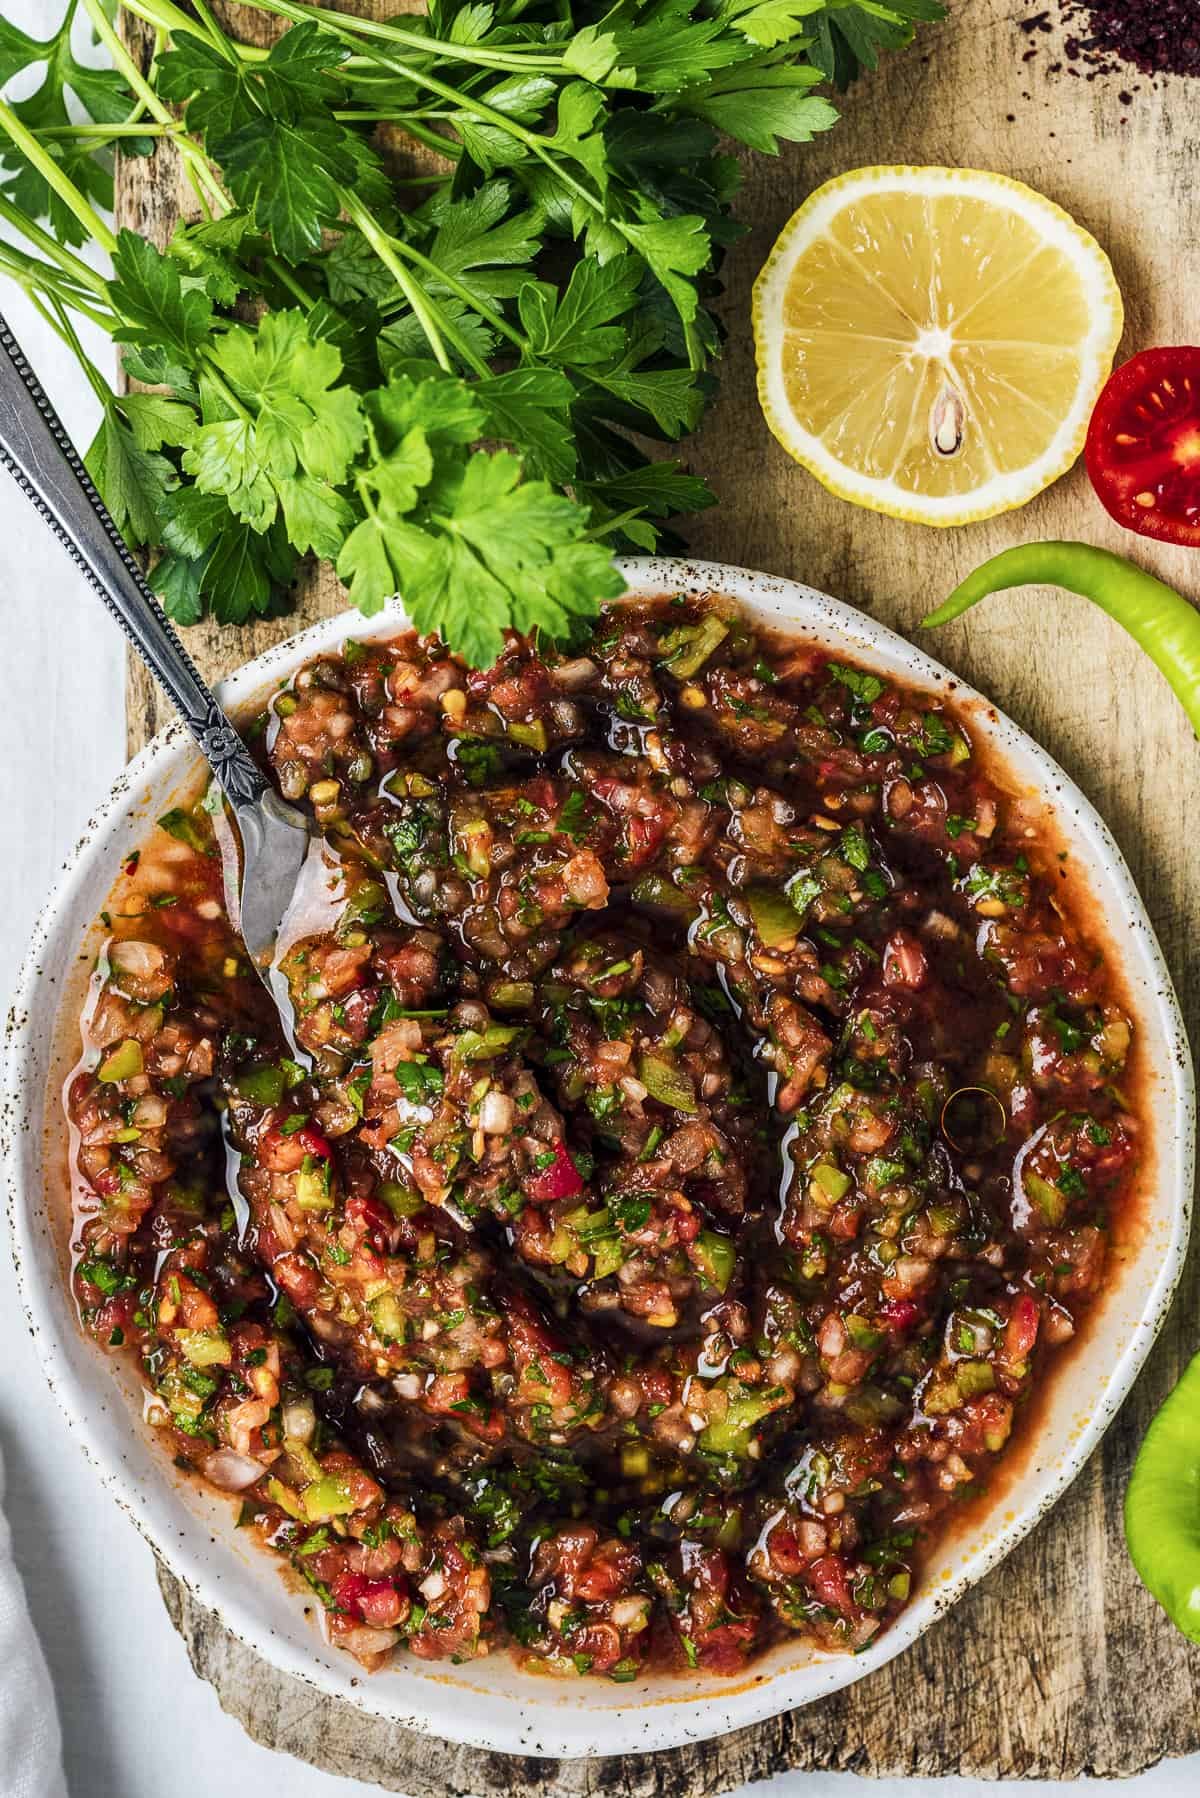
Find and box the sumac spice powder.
[1059,0,1200,79]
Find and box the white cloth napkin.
[0,1446,67,1798]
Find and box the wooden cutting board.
[119,0,1200,1782]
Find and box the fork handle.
[0,312,268,810]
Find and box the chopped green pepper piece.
[369,1292,407,1345]
[956,1359,996,1397]
[845,1314,883,1350]
[1024,1170,1067,1225]
[98,1039,144,1083]
[377,1181,424,1220]
[176,1329,232,1368]
[629,873,699,919]
[811,1161,852,1203]
[295,1157,333,1212]
[489,980,535,1011]
[284,1437,324,1482]
[506,718,548,753]
[637,1053,698,1114]
[699,1383,787,1456]
[335,879,389,943]
[693,1229,735,1293]
[921,1375,962,1416]
[591,1237,625,1280]
[746,885,800,948]
[302,1473,358,1522]
[659,613,729,678]
[265,1477,304,1520]
[236,1064,288,1107]
[454,1024,523,1063]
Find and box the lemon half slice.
[752,166,1124,526]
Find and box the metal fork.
[0,313,312,1028]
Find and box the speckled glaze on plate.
[4,559,1193,1758]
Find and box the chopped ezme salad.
[66,594,1142,1681]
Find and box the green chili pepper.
[922,542,1200,740]
[1125,1349,1200,1645]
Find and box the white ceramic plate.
[4,558,1193,1757]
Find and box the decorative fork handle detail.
[0,313,268,811]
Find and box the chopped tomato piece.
[525,1138,583,1202]
[297,1123,333,1159]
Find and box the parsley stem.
[35,123,174,139]
[120,0,211,46]
[332,111,462,162]
[80,0,230,218]
[339,190,454,376]
[195,354,254,423]
[0,100,116,254]
[0,194,108,296]
[79,0,174,125]
[0,247,114,335]
[20,291,118,386]
[187,0,235,55]
[380,234,527,355]
[233,0,569,74]
[44,296,114,413]
[584,505,654,541]
[265,258,316,312]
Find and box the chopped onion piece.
[479,1090,515,1135]
[336,1625,400,1658]
[202,1449,265,1491]
[282,1396,316,1444]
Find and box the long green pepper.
[923,541,1200,740]
[1125,1352,1200,1646]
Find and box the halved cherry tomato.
[1085,347,1200,547]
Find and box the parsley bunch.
[0,0,940,663]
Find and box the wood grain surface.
[120,0,1200,1783]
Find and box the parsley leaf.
[0,8,143,246]
[85,410,177,547]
